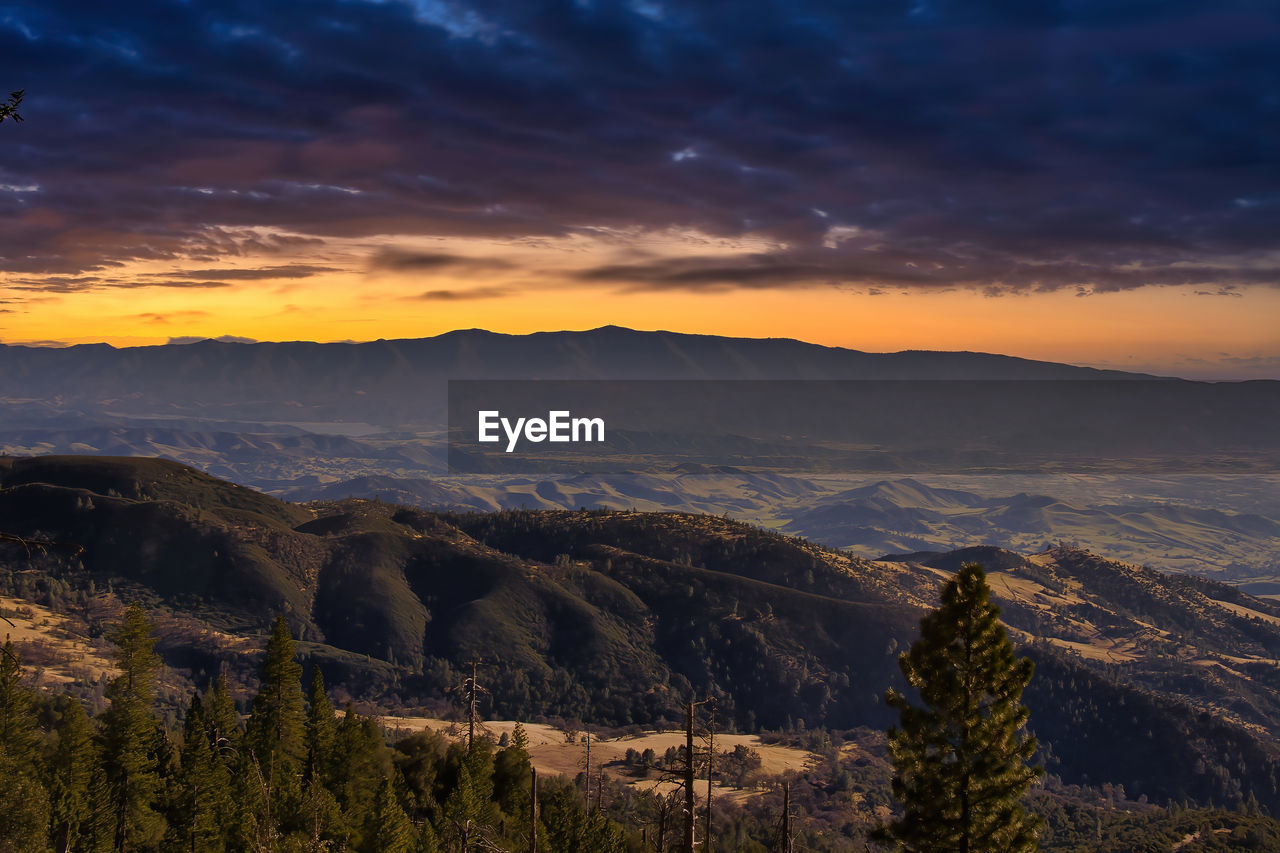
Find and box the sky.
[1,0,1279,379]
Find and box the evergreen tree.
[0,637,39,764]
[100,602,166,851]
[299,779,342,853]
[300,668,342,848]
[0,638,51,850]
[363,777,414,853]
[462,739,495,819]
[47,697,99,853]
[536,781,628,853]
[243,615,308,846]
[245,616,306,769]
[417,819,441,853]
[442,763,483,852]
[202,673,240,770]
[492,724,533,829]
[304,667,336,787]
[329,707,391,848]
[0,769,52,853]
[439,739,501,852]
[392,730,447,828]
[880,563,1042,853]
[169,694,230,852]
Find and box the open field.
[0,594,117,684]
[381,716,820,804]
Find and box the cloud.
[369,249,512,272]
[1,0,1279,297]
[134,280,234,289]
[3,276,233,293]
[573,248,1280,294]
[413,286,510,300]
[167,335,260,345]
[134,310,212,324]
[1220,354,1280,367]
[145,264,340,280]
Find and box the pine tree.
[47,697,99,853]
[493,723,533,829]
[0,637,39,764]
[880,563,1042,853]
[363,777,414,853]
[0,638,51,850]
[301,668,341,847]
[442,763,483,852]
[305,667,336,787]
[243,615,308,846]
[537,781,628,853]
[101,602,167,851]
[204,672,241,762]
[169,693,231,852]
[329,707,391,848]
[246,615,306,769]
[462,739,495,819]
[417,818,442,853]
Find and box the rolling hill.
[4,455,1280,814]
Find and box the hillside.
[4,455,1280,814]
[787,478,1280,576]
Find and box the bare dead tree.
[583,728,592,811]
[703,698,716,852]
[529,766,537,853]
[681,696,715,853]
[771,781,793,853]
[449,660,489,750]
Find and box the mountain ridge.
[0,326,1171,380]
[0,325,1168,383]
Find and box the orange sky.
[2,232,1277,379]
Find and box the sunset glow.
[3,1,1278,378]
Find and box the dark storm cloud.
[3,0,1280,292]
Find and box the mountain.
[2,328,1275,483]
[0,325,1168,428]
[5,455,1280,813]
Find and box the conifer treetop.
[881,562,1043,853]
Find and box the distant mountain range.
[0,324,1178,426]
[0,325,1274,472]
[2,327,1277,582]
[5,455,1280,814]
